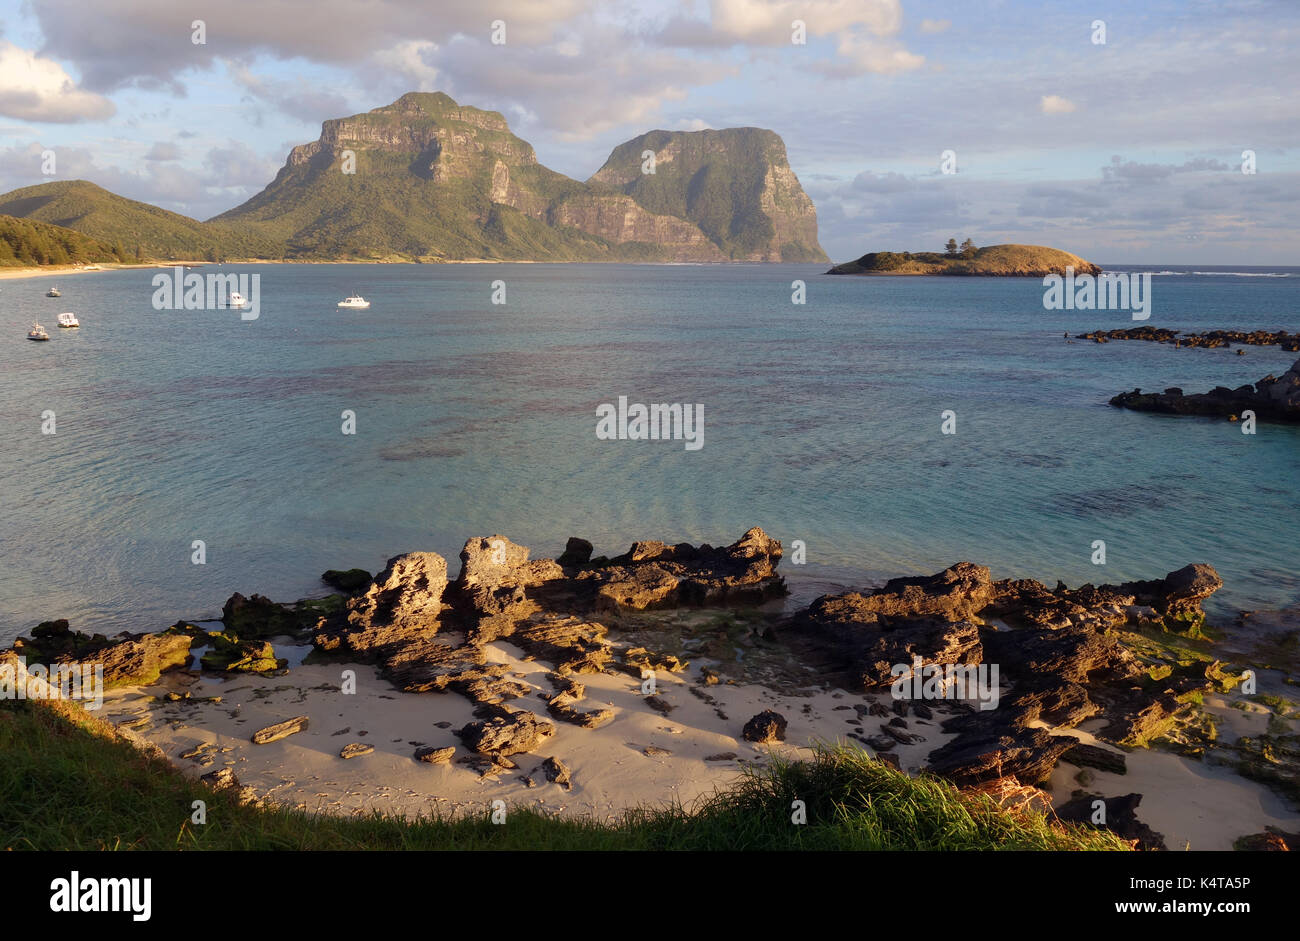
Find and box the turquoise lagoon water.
[0,263,1296,642]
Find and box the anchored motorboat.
[46,286,61,297]
[57,312,80,328]
[27,322,50,341]
[337,295,370,309]
[229,292,248,309]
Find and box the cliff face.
[548,193,728,262]
[214,93,826,263]
[588,128,827,262]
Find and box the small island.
[827,240,1101,277]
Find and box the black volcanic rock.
[1055,793,1166,850]
[1111,356,1300,422]
[742,710,788,743]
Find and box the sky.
[0,0,1296,264]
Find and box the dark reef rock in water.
[221,591,343,640]
[321,568,373,594]
[1110,356,1300,422]
[556,537,594,568]
[1077,326,1300,352]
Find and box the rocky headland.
[827,244,1100,277]
[6,527,1298,849]
[1110,356,1300,422]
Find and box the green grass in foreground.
[0,699,1128,851]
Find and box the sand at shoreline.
[97,640,1300,848]
[0,262,210,282]
[102,641,951,821]
[0,256,762,283]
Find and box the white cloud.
[1040,94,1077,115]
[824,33,926,76]
[31,0,594,90]
[202,142,280,190]
[226,61,352,124]
[433,34,733,140]
[710,0,903,43]
[369,40,441,91]
[0,41,115,123]
[653,0,923,76]
[919,19,951,34]
[146,142,180,161]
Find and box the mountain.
[0,93,827,264]
[0,214,131,267]
[0,181,276,261]
[587,128,826,261]
[213,92,826,262]
[827,244,1101,276]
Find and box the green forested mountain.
[0,93,826,264]
[0,214,131,267]
[0,181,279,262]
[212,93,619,261]
[587,128,826,261]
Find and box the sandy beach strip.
[0,262,212,282]
[96,638,1300,849]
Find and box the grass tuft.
[0,700,1128,851]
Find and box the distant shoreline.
[0,258,821,281]
[0,262,207,282]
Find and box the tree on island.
[945,238,958,256]
[960,238,977,258]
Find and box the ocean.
[1,262,1297,643]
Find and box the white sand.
[0,262,208,282]
[95,643,1300,845]
[1044,699,1300,851]
[97,639,956,821]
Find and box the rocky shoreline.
[1110,356,1300,422]
[1077,326,1300,352]
[6,527,1298,849]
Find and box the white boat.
[27,323,50,341]
[46,287,61,297]
[229,292,248,309]
[57,312,80,328]
[337,295,370,309]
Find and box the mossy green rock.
[200,632,285,674]
[321,569,372,594]
[13,620,192,689]
[220,592,344,640]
